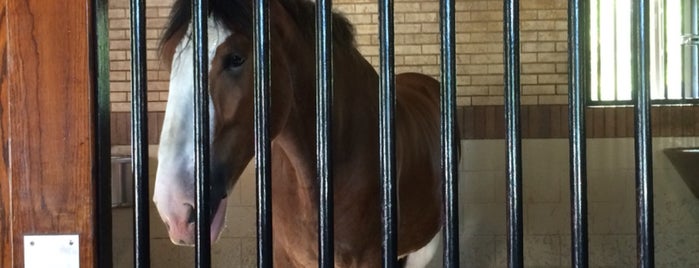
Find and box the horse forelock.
[159,0,357,67]
[159,0,253,67]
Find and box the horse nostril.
[186,204,196,224]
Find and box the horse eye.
[223,54,246,69]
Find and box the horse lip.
[210,197,228,243]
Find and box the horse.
[152,0,455,266]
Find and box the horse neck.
[273,38,380,190]
[264,0,381,191]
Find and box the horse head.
[153,0,296,245]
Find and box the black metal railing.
[129,0,151,267]
[568,0,590,267]
[111,0,658,267]
[503,0,523,266]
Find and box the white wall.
[112,137,699,267]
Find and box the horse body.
[153,0,451,266]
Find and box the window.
[589,0,699,105]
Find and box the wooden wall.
[1,0,97,267]
[1,1,10,267]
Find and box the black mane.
[160,0,356,51]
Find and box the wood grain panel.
[110,112,165,145]
[458,105,698,139]
[0,1,11,266]
[550,105,563,138]
[111,106,699,144]
[6,0,95,266]
[462,106,474,139]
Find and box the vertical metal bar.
[595,0,601,102]
[378,0,397,266]
[568,0,589,266]
[254,0,274,267]
[440,0,459,266]
[683,0,699,99]
[191,0,212,267]
[93,0,113,266]
[316,0,334,267]
[612,0,618,101]
[129,0,150,266]
[503,0,524,267]
[632,0,655,266]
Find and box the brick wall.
[108,0,174,112]
[108,0,570,110]
[333,0,570,106]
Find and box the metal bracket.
[24,235,79,268]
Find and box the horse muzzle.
[155,197,229,246]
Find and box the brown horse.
[152,0,453,266]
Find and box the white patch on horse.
[153,18,232,244]
[402,228,442,268]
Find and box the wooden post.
[1,0,98,266]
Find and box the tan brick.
[394,3,421,13]
[522,42,556,52]
[471,11,501,22]
[488,86,504,96]
[395,23,422,34]
[111,102,131,112]
[538,95,568,104]
[523,63,556,74]
[110,40,131,50]
[471,96,504,106]
[110,19,130,30]
[111,82,131,92]
[471,75,503,85]
[457,96,472,106]
[538,74,568,84]
[522,0,567,10]
[521,95,539,105]
[395,45,422,55]
[404,55,437,65]
[522,20,558,31]
[109,9,126,19]
[110,92,128,102]
[538,31,567,41]
[111,60,131,71]
[537,52,567,63]
[523,85,556,95]
[538,10,567,20]
[462,86,489,96]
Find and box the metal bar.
[93,0,113,266]
[129,0,150,266]
[595,0,601,102]
[315,0,334,266]
[503,0,524,267]
[683,0,699,99]
[191,0,212,267]
[567,0,589,266]
[613,0,618,101]
[253,0,274,267]
[440,0,459,266]
[631,0,655,266]
[378,0,397,265]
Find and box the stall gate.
[102,0,656,267]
